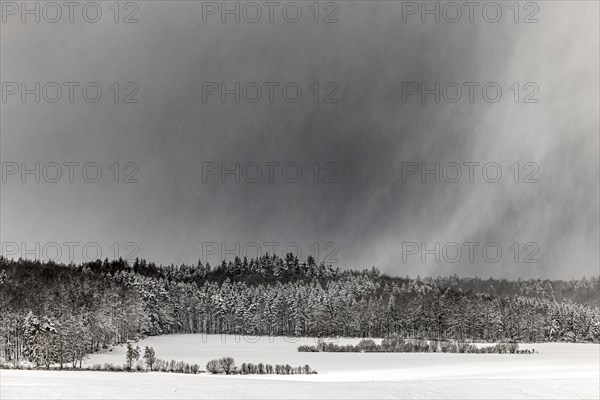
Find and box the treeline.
[85,360,202,374]
[17,254,596,306]
[206,357,316,375]
[298,337,529,354]
[418,275,600,308]
[0,256,599,368]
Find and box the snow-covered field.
[1,335,598,399]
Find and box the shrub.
[298,345,318,352]
[464,344,479,353]
[456,340,470,353]
[440,341,458,353]
[206,359,222,374]
[495,343,509,353]
[357,339,378,352]
[219,357,236,375]
[429,339,440,352]
[382,337,405,351]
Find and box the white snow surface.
[1,335,598,399]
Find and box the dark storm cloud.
[1,1,598,279]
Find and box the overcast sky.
[1,1,598,279]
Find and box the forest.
[0,254,598,368]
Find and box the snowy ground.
[1,335,598,399]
